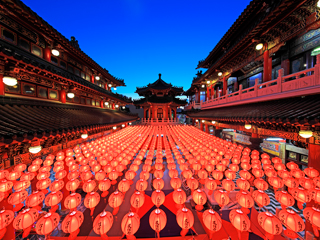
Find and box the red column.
[206,86,210,101]
[222,77,227,95]
[100,100,104,108]
[192,118,195,125]
[112,104,115,110]
[205,124,209,133]
[263,50,272,82]
[44,47,51,62]
[105,85,108,90]
[196,91,200,103]
[281,59,290,76]
[0,74,5,96]
[200,121,203,131]
[144,108,146,118]
[0,196,14,240]
[252,133,259,138]
[60,89,66,104]
[91,75,95,83]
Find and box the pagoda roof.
[133,95,187,105]
[136,74,184,95]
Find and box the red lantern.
[8,189,28,211]
[151,190,165,207]
[205,178,217,195]
[136,179,148,192]
[170,177,182,189]
[83,179,97,193]
[236,178,250,191]
[192,189,207,211]
[36,212,60,236]
[291,187,311,209]
[283,177,299,189]
[0,209,14,238]
[229,209,251,240]
[93,211,114,239]
[239,170,252,180]
[80,170,93,181]
[304,207,320,237]
[252,168,264,178]
[286,162,298,170]
[149,209,167,238]
[84,191,101,215]
[268,177,284,191]
[278,209,305,239]
[61,210,84,236]
[169,169,179,178]
[252,190,270,208]
[118,179,130,193]
[236,191,254,214]
[109,191,124,215]
[310,188,320,204]
[153,178,165,190]
[214,189,230,207]
[305,167,320,178]
[99,178,111,197]
[222,179,235,192]
[257,212,282,240]
[0,170,9,180]
[26,191,45,209]
[203,209,222,239]
[173,188,187,208]
[187,177,199,191]
[121,212,140,237]
[6,170,21,181]
[14,163,27,172]
[45,191,63,212]
[299,177,315,190]
[13,180,30,191]
[36,178,51,193]
[13,208,39,238]
[109,170,119,185]
[66,178,80,192]
[212,170,224,181]
[140,170,150,180]
[291,169,305,179]
[49,179,65,192]
[130,191,145,209]
[95,170,106,181]
[64,193,82,210]
[275,191,294,209]
[55,170,67,180]
[253,178,268,191]
[20,172,35,181]
[224,169,236,180]
[176,207,194,237]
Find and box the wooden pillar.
[174,108,177,119]
[168,107,171,119]
[164,105,168,120]
[0,74,4,96]
[205,124,209,133]
[60,89,66,104]
[281,59,290,76]
[154,106,157,120]
[263,50,272,82]
[91,75,95,84]
[143,108,146,118]
[100,100,104,108]
[44,47,51,62]
[206,86,210,101]
[196,91,200,103]
[200,121,203,131]
[222,77,227,96]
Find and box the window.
[18,38,30,51]
[38,87,48,98]
[272,65,281,80]
[60,61,67,69]
[86,74,91,81]
[96,101,100,106]
[68,65,74,73]
[66,94,73,102]
[291,56,304,74]
[81,98,86,104]
[1,28,16,44]
[81,72,85,79]
[5,81,21,94]
[86,98,91,105]
[74,68,80,76]
[74,96,80,103]
[51,56,58,65]
[248,72,262,87]
[31,44,42,57]
[49,90,59,100]
[91,100,95,106]
[22,82,36,96]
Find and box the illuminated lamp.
[129,122,132,125]
[201,84,205,88]
[113,126,117,130]
[201,120,205,123]
[108,84,112,87]
[51,49,60,56]
[3,76,17,86]
[244,124,252,129]
[255,43,263,50]
[115,104,119,108]
[212,121,216,124]
[81,133,88,139]
[122,106,125,109]
[299,130,313,138]
[29,140,42,154]
[105,102,109,106]
[95,76,100,80]
[122,124,125,127]
[218,72,223,76]
[195,119,199,122]
[311,46,320,56]
[67,92,75,98]
[318,1,320,8]
[114,87,117,90]
[206,80,210,84]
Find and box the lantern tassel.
[297,201,303,209]
[0,227,7,240]
[112,206,119,215]
[237,230,242,240]
[126,234,136,240]
[69,229,80,240]
[313,224,319,237]
[180,229,189,237]
[101,233,108,240]
[50,205,59,213]
[23,225,32,238]
[265,232,274,240]
[156,231,160,239]
[90,207,95,216]
[13,202,24,212]
[102,191,109,198]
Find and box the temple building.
[133,74,186,121]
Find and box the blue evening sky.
[23,0,251,99]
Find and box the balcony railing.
[140,118,180,125]
[185,55,320,111]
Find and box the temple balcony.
[140,118,180,125]
[185,55,320,111]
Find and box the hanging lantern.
[173,188,187,208]
[37,171,50,180]
[49,179,65,192]
[45,191,63,212]
[257,212,282,240]
[93,211,114,240]
[108,191,124,215]
[225,169,236,180]
[61,211,84,238]
[118,179,131,193]
[214,189,230,208]
[236,191,254,214]
[99,178,111,197]
[170,177,182,189]
[291,169,305,179]
[36,212,60,236]
[0,170,9,180]
[121,212,140,237]
[80,170,93,181]
[130,191,145,210]
[13,180,31,191]
[283,177,299,189]
[176,207,194,237]
[187,177,199,192]
[274,191,294,209]
[36,178,51,193]
[136,179,148,192]
[14,163,27,172]
[149,209,167,239]
[20,172,35,181]
[140,171,150,180]
[239,170,252,180]
[252,190,270,208]
[236,178,250,191]
[84,192,101,216]
[13,208,39,238]
[203,209,222,239]
[229,209,251,240]
[304,207,320,237]
[304,167,319,178]
[205,178,217,195]
[6,170,21,181]
[291,187,311,209]
[286,162,298,170]
[278,209,305,239]
[268,177,284,191]
[310,188,320,204]
[109,170,119,185]
[151,190,165,207]
[8,189,28,211]
[83,179,97,193]
[299,177,315,190]
[66,178,80,192]
[64,193,82,211]
[192,189,207,211]
[26,191,45,209]
[0,209,14,238]
[222,179,235,192]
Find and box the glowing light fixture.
[201,120,205,123]
[129,122,132,125]
[195,119,199,122]
[115,104,119,108]
[299,130,313,138]
[51,49,60,56]
[113,126,117,130]
[255,43,263,51]
[201,85,205,88]
[81,133,88,139]
[95,76,100,80]
[122,106,125,109]
[105,102,109,106]
[67,92,75,98]
[108,84,112,87]
[218,72,223,77]
[244,124,252,129]
[212,121,216,124]
[311,46,320,56]
[29,145,42,154]
[207,80,210,84]
[3,76,17,86]
[318,0,320,8]
[122,124,125,127]
[114,87,117,91]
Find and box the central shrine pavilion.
[133,74,186,121]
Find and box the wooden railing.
[141,118,180,125]
[185,55,320,110]
[184,100,202,111]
